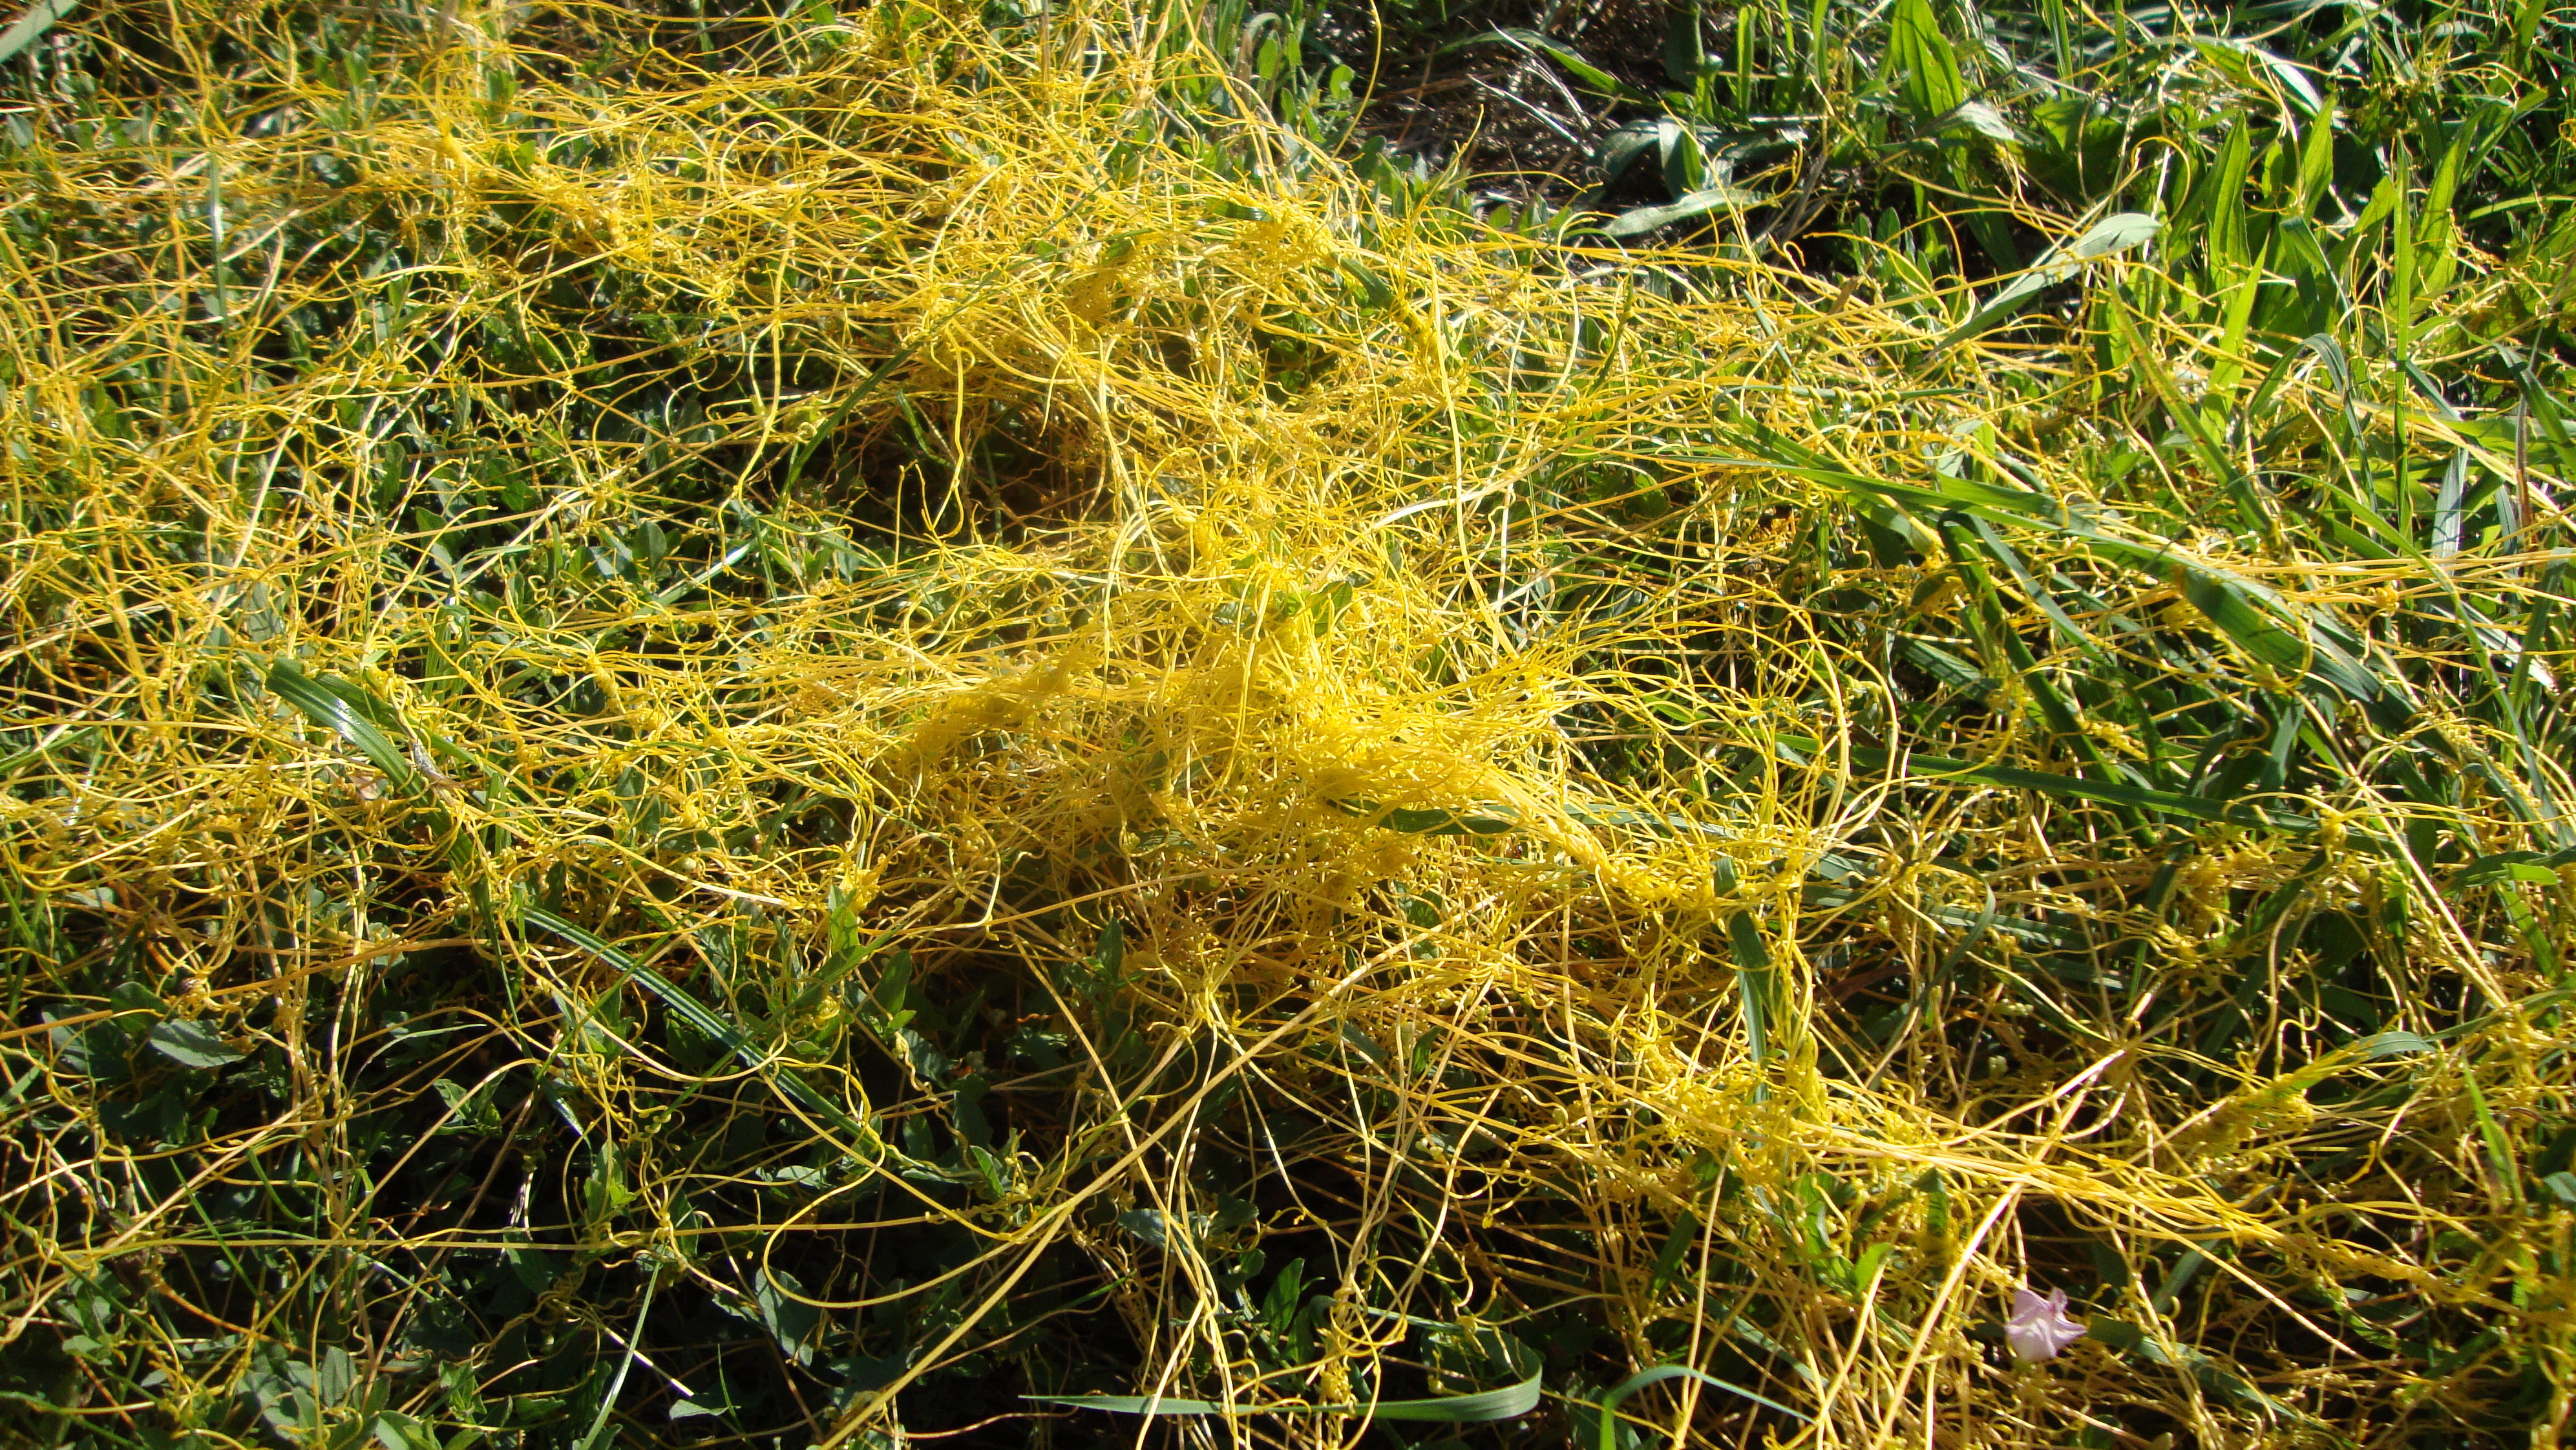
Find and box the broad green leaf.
[1117,1208,1171,1248]
[1338,257,1394,310]
[266,660,418,794]
[111,980,169,1022]
[1939,213,2159,347]
[2458,848,2576,886]
[2084,1319,2307,1423]
[1594,121,1663,184]
[1660,0,1705,85]
[1660,118,1707,197]
[1441,29,1649,102]
[2294,105,2337,214]
[1336,800,1521,835]
[148,1019,244,1070]
[2194,38,2320,116]
[1370,1377,1543,1422]
[1941,100,2018,144]
[2062,209,2164,259]
[1726,913,1771,1066]
[1339,1021,1393,1068]
[0,0,73,64]
[1385,805,1517,835]
[1594,1363,1810,1450]
[1598,183,1769,239]
[1423,1318,1543,1383]
[2430,449,2469,556]
[317,1347,356,1405]
[1889,0,1964,126]
[2176,567,2308,679]
[2195,116,2254,279]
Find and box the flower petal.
[2006,1287,2087,1361]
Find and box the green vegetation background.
[2,0,2572,1445]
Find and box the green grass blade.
[1939,213,2159,348]
[1805,740,2332,834]
[1027,1372,1541,1422]
[265,660,419,795]
[1440,30,1650,103]
[522,906,867,1140]
[1596,1363,1812,1450]
[1597,183,1770,239]
[1727,912,1772,1067]
[2105,290,2271,538]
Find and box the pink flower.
[2007,1288,2087,1363]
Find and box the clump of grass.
[3,1,2570,1447]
